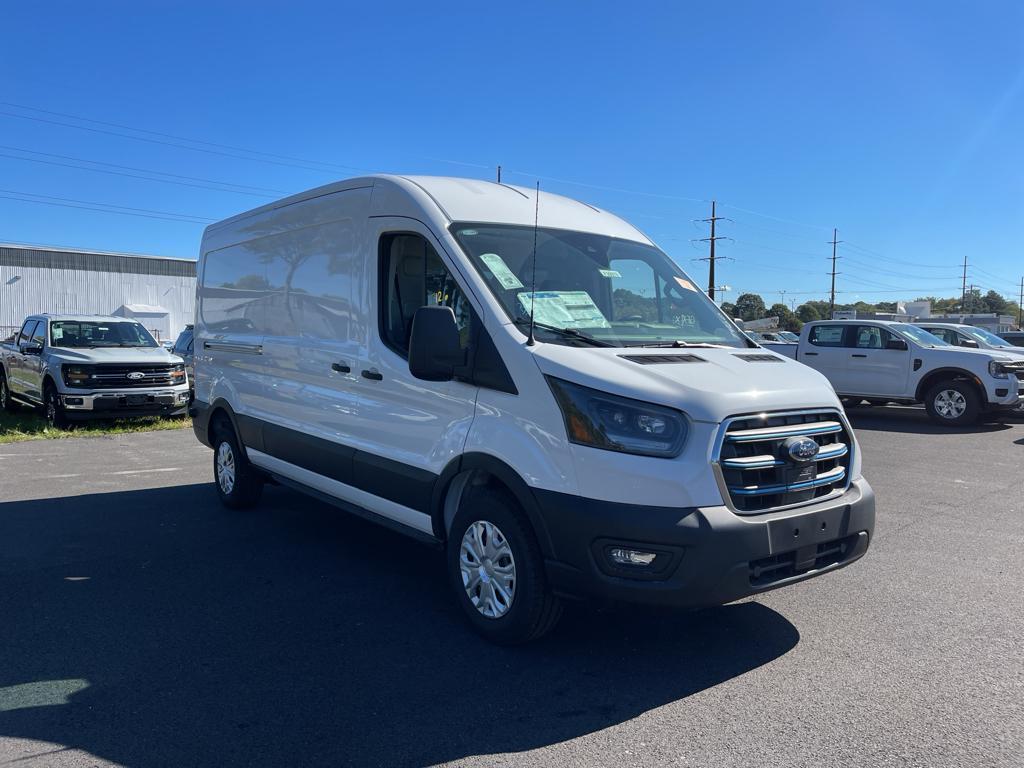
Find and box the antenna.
[527,181,540,346]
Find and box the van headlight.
[989,360,1010,379]
[546,377,688,458]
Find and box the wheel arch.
[915,367,984,403]
[431,452,556,559]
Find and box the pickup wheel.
[924,380,980,426]
[43,383,69,429]
[447,487,562,645]
[0,372,17,413]
[212,419,263,509]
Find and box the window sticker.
[516,290,611,329]
[674,277,696,291]
[479,253,525,290]
[51,327,63,340]
[598,268,622,278]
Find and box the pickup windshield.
[452,223,749,348]
[49,321,158,348]
[962,326,1014,347]
[892,324,951,348]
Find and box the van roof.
[204,174,654,245]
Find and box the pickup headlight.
[62,364,94,387]
[989,360,1010,379]
[546,376,688,458]
[170,363,186,382]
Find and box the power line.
[0,148,279,199]
[0,110,370,176]
[0,101,371,174]
[0,188,215,223]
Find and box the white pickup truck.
[788,319,1024,425]
[0,314,191,428]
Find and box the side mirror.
[959,338,979,348]
[408,306,463,381]
[886,338,908,351]
[22,343,43,355]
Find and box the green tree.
[797,303,821,323]
[734,293,766,322]
[720,301,737,318]
[769,303,801,332]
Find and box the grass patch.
[0,407,190,444]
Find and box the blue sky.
[4,0,1023,306]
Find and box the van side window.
[379,234,472,357]
[809,325,845,347]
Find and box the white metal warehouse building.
[0,243,196,343]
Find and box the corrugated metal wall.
[0,246,197,342]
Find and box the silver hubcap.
[460,520,516,619]
[216,442,236,494]
[935,389,967,419]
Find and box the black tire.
[43,383,69,429]
[211,417,263,509]
[924,380,980,426]
[447,486,562,644]
[0,371,17,413]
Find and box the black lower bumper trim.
[535,478,875,608]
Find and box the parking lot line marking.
[107,468,181,476]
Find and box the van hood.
[531,344,841,424]
[48,347,184,365]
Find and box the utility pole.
[960,255,968,316]
[700,200,727,300]
[828,228,841,318]
[496,165,502,183]
[1018,276,1023,328]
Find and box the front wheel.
[447,487,562,644]
[43,384,69,429]
[212,420,264,509]
[0,372,17,413]
[924,381,980,426]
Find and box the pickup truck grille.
[89,364,179,388]
[717,410,853,514]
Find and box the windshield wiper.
[625,339,729,349]
[513,318,615,347]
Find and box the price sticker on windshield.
[674,277,697,292]
[480,253,524,290]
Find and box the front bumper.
[537,477,875,607]
[60,388,191,419]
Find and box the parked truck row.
[0,314,191,427]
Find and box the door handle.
[331,362,351,373]
[804,352,818,356]
[851,354,867,358]
[361,369,383,381]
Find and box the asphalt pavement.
[1,408,1022,767]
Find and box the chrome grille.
[717,410,853,514]
[89,364,178,389]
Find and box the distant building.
[832,300,1018,332]
[0,243,196,343]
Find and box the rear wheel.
[43,383,69,429]
[924,380,980,426]
[0,372,17,413]
[212,418,263,509]
[447,486,562,644]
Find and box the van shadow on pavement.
[1,483,799,767]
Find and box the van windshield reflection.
[452,224,748,348]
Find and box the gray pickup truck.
[0,314,191,428]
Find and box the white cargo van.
[191,176,874,643]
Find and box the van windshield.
[50,321,158,348]
[451,224,749,348]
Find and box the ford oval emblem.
[785,436,820,462]
[126,371,146,380]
